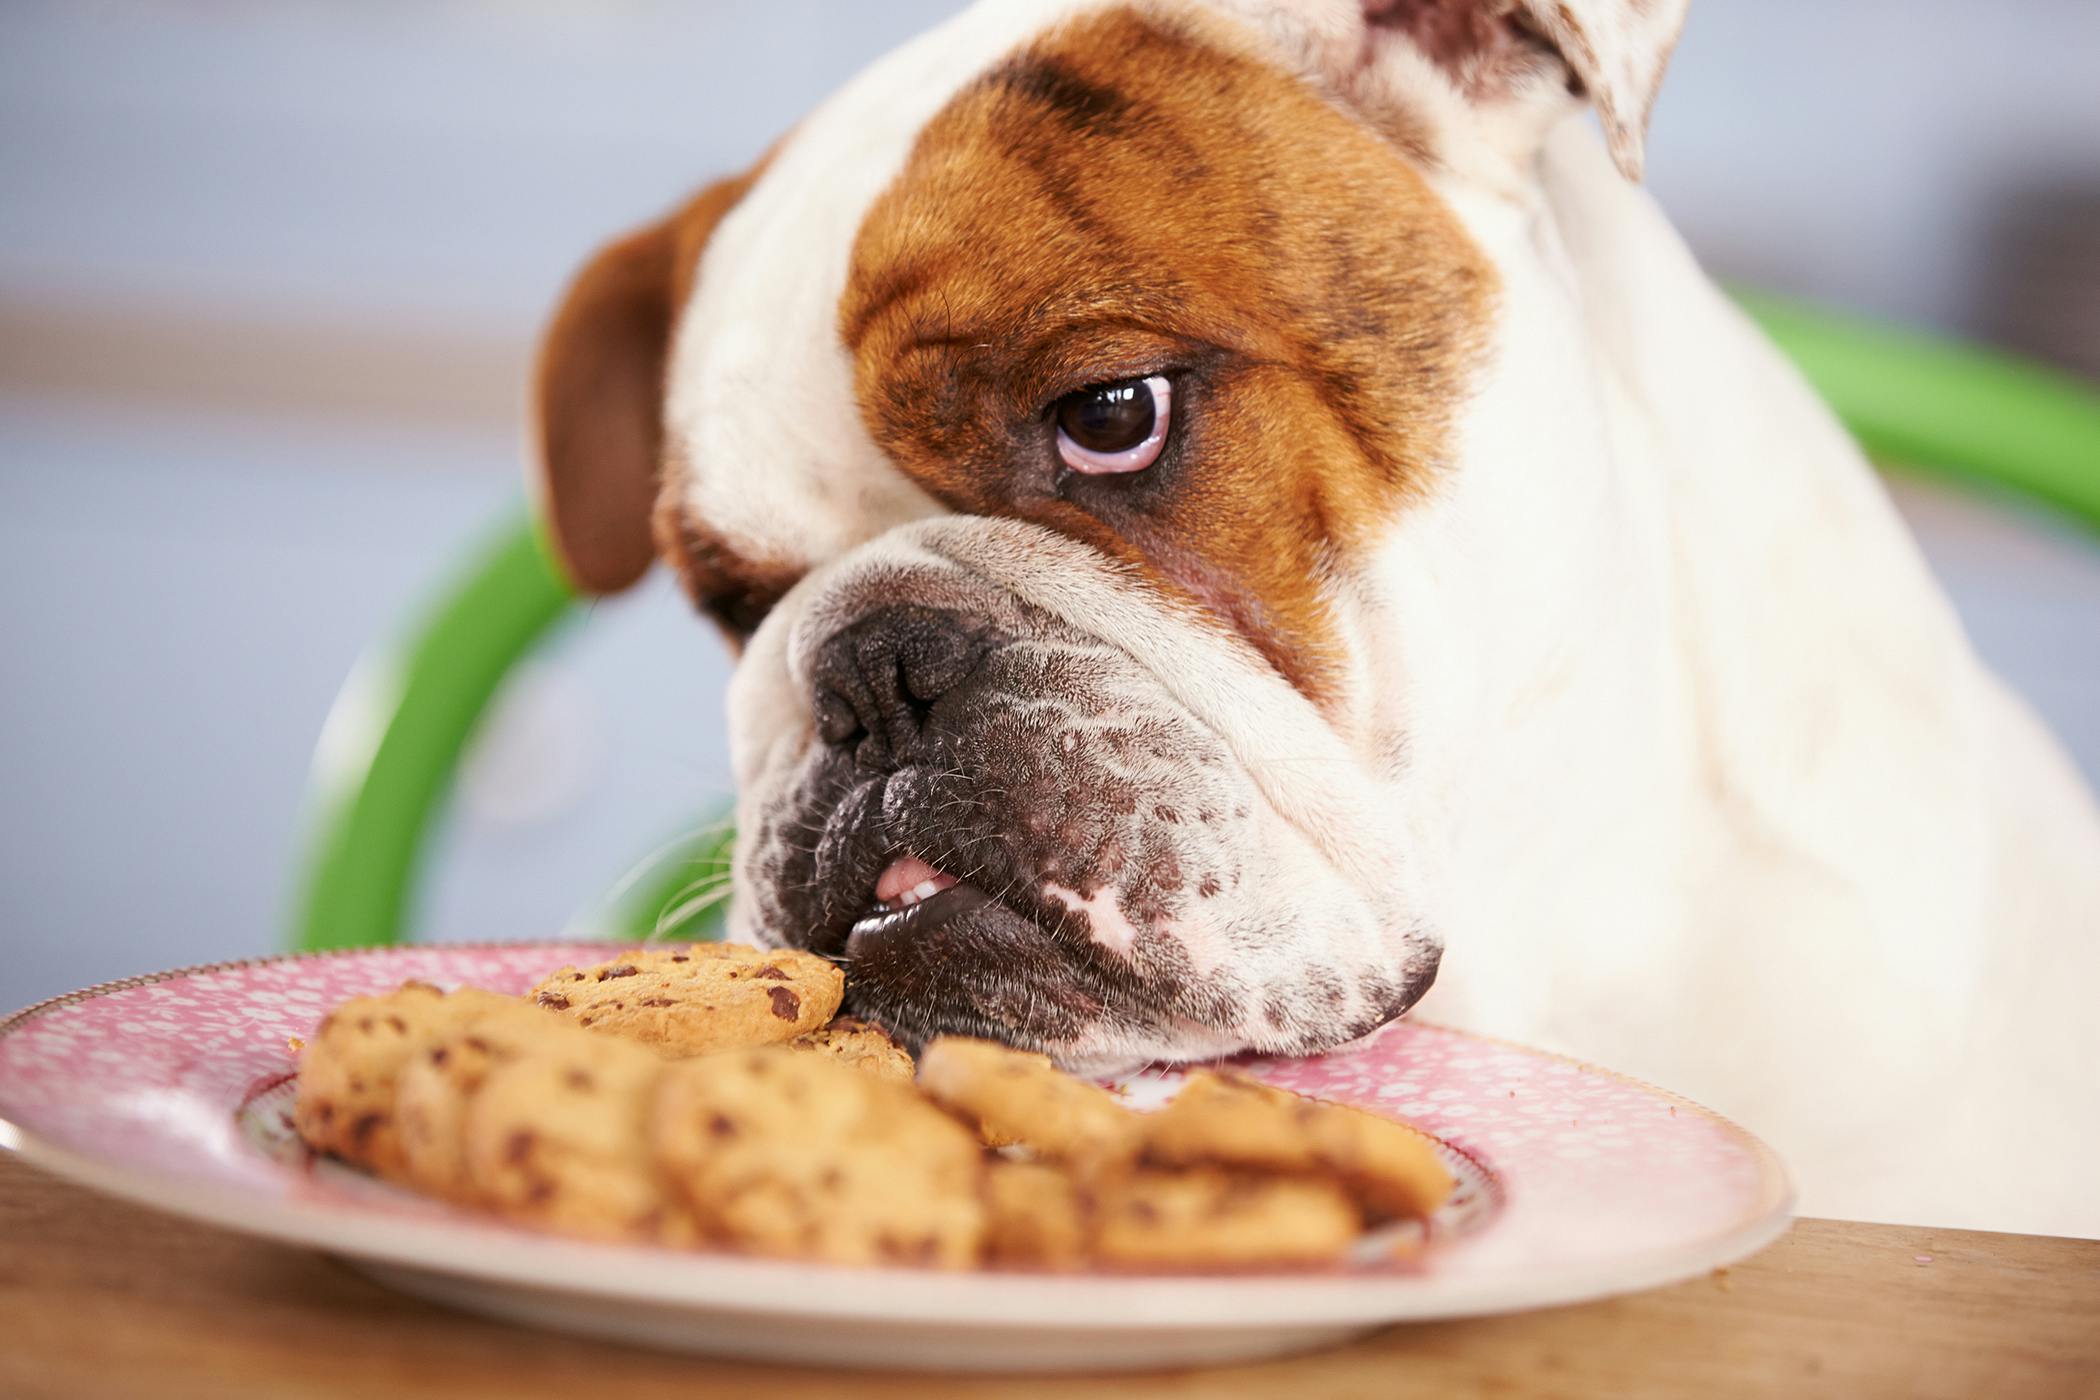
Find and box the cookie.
[653,1047,985,1268]
[789,1017,915,1084]
[395,998,581,1202]
[463,1029,694,1243]
[1091,1168,1361,1269]
[983,1160,1090,1269]
[294,983,519,1178]
[1141,1071,1453,1221]
[916,1036,1140,1166]
[529,944,843,1057]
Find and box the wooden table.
[2,1156,2093,1399]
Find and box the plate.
[0,944,1791,1372]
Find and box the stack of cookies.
[293,942,1452,1270]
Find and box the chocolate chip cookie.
[789,1016,915,1084]
[1141,1070,1453,1221]
[528,944,843,1057]
[1091,1167,1362,1268]
[915,1035,1140,1165]
[982,1160,1090,1269]
[294,982,520,1179]
[395,998,582,1203]
[463,1028,695,1243]
[653,1047,986,1268]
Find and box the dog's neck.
[1376,118,2015,1068]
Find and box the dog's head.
[530,0,1686,1068]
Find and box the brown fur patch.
[533,168,759,598]
[839,8,1495,700]
[541,160,802,642]
[653,491,802,643]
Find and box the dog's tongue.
[874,854,958,907]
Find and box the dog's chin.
[836,886,1155,1053]
[830,875,1441,1071]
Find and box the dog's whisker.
[590,821,736,909]
[655,883,737,938]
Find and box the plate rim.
[0,943,1797,1330]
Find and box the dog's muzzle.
[733,533,1443,1066]
[760,601,1174,1049]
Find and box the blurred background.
[3,0,2097,1008]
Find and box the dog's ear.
[1511,0,1685,179]
[1367,0,1687,180]
[530,176,751,594]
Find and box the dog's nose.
[809,605,987,769]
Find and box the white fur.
[1517,0,1687,177]
[665,0,1107,575]
[1396,121,2100,1237]
[1201,0,1573,193]
[680,0,2100,1235]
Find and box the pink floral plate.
[0,944,1791,1372]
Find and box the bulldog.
[528,0,2100,1236]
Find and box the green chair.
[286,294,2100,953]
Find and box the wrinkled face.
[729,517,1446,1067]
[533,0,1682,1067]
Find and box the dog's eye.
[1054,375,1171,474]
